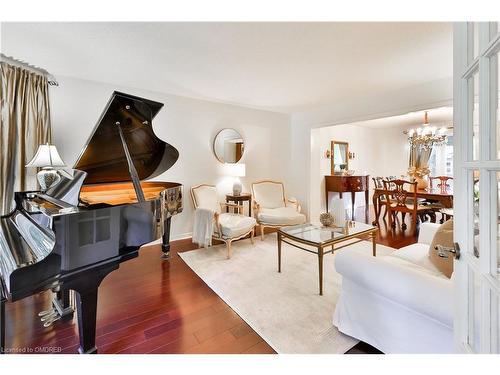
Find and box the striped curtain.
[0,62,52,215]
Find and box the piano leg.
[75,289,98,354]
[0,297,5,354]
[161,216,171,260]
[67,262,119,354]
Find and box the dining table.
[372,186,453,225]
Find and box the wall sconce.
[327,150,355,159]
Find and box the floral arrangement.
[407,166,430,179]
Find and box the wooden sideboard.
[325,175,370,221]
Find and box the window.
[429,134,454,177]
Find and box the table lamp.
[228,163,246,196]
[26,143,67,191]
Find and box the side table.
[225,193,252,217]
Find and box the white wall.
[49,76,291,240]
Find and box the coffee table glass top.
[279,222,376,245]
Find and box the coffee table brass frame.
[277,224,378,296]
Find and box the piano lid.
[74,91,179,184]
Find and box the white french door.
[453,22,500,353]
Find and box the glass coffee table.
[277,221,378,295]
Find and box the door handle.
[435,242,461,260]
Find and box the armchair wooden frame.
[251,180,301,240]
[190,184,255,259]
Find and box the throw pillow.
[429,219,454,278]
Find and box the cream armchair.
[190,184,256,258]
[251,180,306,240]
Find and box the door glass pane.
[473,170,480,258]
[496,298,500,354]
[468,268,481,351]
[492,293,500,353]
[498,296,500,353]
[497,172,500,276]
[472,22,480,61]
[491,22,498,40]
[471,72,480,160]
[496,52,500,159]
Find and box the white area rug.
[179,233,376,354]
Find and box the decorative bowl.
[319,212,334,227]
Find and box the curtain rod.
[0,53,59,86]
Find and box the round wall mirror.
[213,128,245,163]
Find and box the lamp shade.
[225,163,246,177]
[26,143,66,168]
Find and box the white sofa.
[333,222,454,354]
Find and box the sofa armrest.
[335,249,453,326]
[418,222,441,245]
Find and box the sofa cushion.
[218,213,256,239]
[257,207,306,225]
[429,219,454,278]
[389,243,444,277]
[417,222,441,245]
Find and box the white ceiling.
[0,22,453,113]
[354,106,453,129]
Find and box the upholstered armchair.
[190,184,256,258]
[251,180,306,240]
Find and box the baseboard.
[169,226,277,246]
[171,232,193,242]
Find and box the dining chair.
[427,176,454,223]
[383,179,432,235]
[429,176,453,189]
[385,176,399,189]
[372,177,390,222]
[190,184,256,258]
[372,177,385,188]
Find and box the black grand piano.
[0,91,183,354]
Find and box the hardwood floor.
[4,205,419,354]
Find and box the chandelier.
[406,111,448,150]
